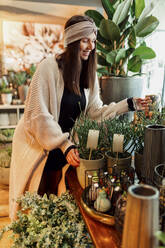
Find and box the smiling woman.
[9,14,150,221]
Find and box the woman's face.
[80,32,96,60]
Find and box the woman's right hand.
[65,148,80,167]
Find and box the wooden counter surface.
[66,168,121,248]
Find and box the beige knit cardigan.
[9,57,128,220]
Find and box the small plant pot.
[106,151,132,173]
[1,93,12,105]
[76,155,105,189]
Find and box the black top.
[44,86,86,171]
[59,87,86,132]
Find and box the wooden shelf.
[0,105,25,129]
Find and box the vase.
[76,155,105,189]
[143,124,165,185]
[122,184,159,248]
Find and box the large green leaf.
[85,10,104,28]
[135,0,145,18]
[138,0,159,22]
[97,67,109,75]
[100,19,120,43]
[128,27,136,48]
[97,32,111,46]
[112,0,132,25]
[128,55,142,72]
[135,15,159,37]
[106,50,118,65]
[133,46,156,59]
[115,48,126,63]
[97,54,110,66]
[101,0,115,20]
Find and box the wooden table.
[66,168,121,248]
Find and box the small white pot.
[1,93,12,105]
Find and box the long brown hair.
[57,15,97,95]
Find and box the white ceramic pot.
[1,93,12,105]
[76,155,105,189]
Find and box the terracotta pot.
[122,184,159,248]
[76,155,105,189]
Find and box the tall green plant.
[85,0,159,76]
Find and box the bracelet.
[127,97,135,111]
[64,145,77,158]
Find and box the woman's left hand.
[133,97,152,111]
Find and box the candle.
[113,134,124,153]
[87,130,99,149]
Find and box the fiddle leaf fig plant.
[85,0,159,76]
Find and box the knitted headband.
[64,20,97,48]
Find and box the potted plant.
[14,71,27,103]
[71,114,106,188]
[0,77,13,105]
[103,116,134,172]
[85,0,159,104]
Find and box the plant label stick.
[87,130,99,160]
[87,130,99,149]
[113,134,124,153]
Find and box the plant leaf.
[101,0,115,20]
[85,10,104,27]
[128,55,142,72]
[97,31,111,46]
[135,15,159,37]
[133,46,156,59]
[106,50,118,65]
[138,0,160,22]
[97,67,109,75]
[96,42,110,54]
[100,19,120,43]
[112,0,132,25]
[135,0,145,18]
[128,27,136,48]
[155,231,165,244]
[97,54,110,66]
[115,48,126,63]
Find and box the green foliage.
[132,110,163,154]
[0,77,12,94]
[0,129,15,143]
[155,231,165,247]
[0,192,93,247]
[103,116,135,156]
[71,114,106,160]
[85,0,159,76]
[14,71,27,86]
